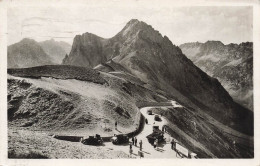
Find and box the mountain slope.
[8,65,253,158]
[62,19,253,136]
[39,39,71,64]
[7,65,167,136]
[179,41,253,111]
[8,38,53,68]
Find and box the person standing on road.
[135,137,137,146]
[145,118,148,124]
[129,142,133,157]
[132,137,134,145]
[115,121,117,130]
[154,139,158,150]
[171,137,175,150]
[139,140,143,151]
[156,139,159,150]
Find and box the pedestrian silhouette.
[129,143,133,157]
[139,140,143,151]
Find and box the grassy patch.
[8,150,48,159]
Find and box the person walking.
[171,137,175,150]
[115,121,117,130]
[134,137,137,146]
[139,140,143,151]
[132,137,134,145]
[145,118,148,124]
[156,139,159,150]
[153,140,156,149]
[129,143,133,157]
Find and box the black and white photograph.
[0,0,260,165]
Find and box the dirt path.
[104,107,180,158]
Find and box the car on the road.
[81,134,103,145]
[154,115,161,121]
[146,129,165,144]
[111,134,129,145]
[153,125,159,132]
[147,110,152,115]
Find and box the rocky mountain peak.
[72,32,104,47]
[20,38,39,45]
[117,19,164,44]
[203,40,224,49]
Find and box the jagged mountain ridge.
[62,19,253,135]
[8,38,53,68]
[39,39,71,64]
[179,41,253,111]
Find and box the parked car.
[146,129,165,144]
[81,134,103,145]
[154,115,161,121]
[111,134,129,145]
[153,125,159,132]
[147,110,153,115]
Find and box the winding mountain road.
[104,106,183,158]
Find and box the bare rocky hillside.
[62,19,253,136]
[180,41,253,111]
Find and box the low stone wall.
[163,125,198,159]
[53,113,145,143]
[52,135,83,142]
[126,114,145,138]
[136,102,172,108]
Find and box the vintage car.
[153,125,159,131]
[111,134,129,145]
[146,129,164,144]
[81,134,103,145]
[147,110,153,115]
[154,115,161,121]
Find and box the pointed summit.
[20,38,38,44]
[117,19,164,44]
[126,19,140,25]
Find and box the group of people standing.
[130,137,142,150]
[131,137,138,147]
[129,137,143,156]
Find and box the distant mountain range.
[39,39,71,64]
[8,38,53,68]
[62,19,253,134]
[180,41,253,111]
[8,38,71,68]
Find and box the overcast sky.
[7,6,252,46]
